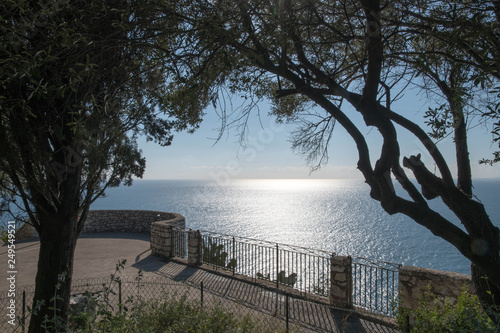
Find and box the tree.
[385,0,500,168]
[0,172,20,225]
[391,0,500,168]
[382,0,500,308]
[0,0,201,331]
[158,0,500,314]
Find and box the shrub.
[396,283,500,332]
[202,239,237,269]
[0,220,25,243]
[105,294,255,333]
[24,262,282,332]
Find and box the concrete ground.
[0,232,163,291]
[0,233,398,332]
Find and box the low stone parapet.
[15,210,185,240]
[85,210,183,233]
[399,265,474,324]
[16,223,39,240]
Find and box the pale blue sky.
[139,93,500,181]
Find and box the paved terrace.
[0,233,399,333]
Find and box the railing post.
[330,255,353,308]
[200,281,204,307]
[285,293,289,333]
[118,279,122,313]
[188,230,202,266]
[276,244,280,289]
[22,290,26,332]
[232,236,236,276]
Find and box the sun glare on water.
[237,178,342,192]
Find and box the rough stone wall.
[399,265,474,316]
[84,210,184,233]
[16,223,39,240]
[15,210,185,240]
[187,230,202,266]
[151,224,174,257]
[330,255,353,308]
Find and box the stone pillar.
[330,255,353,308]
[188,230,202,266]
[150,223,174,258]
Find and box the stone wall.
[399,265,474,319]
[84,210,184,233]
[151,223,176,258]
[150,226,200,265]
[187,230,202,266]
[15,210,185,239]
[16,223,39,240]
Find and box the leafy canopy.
[0,0,205,225]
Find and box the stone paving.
[0,233,399,332]
[151,260,399,332]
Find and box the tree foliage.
[0,0,197,213]
[391,0,500,172]
[0,0,203,331]
[157,0,500,315]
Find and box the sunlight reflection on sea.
[92,178,500,275]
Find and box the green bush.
[65,288,258,332]
[396,284,500,333]
[256,271,298,287]
[0,220,25,243]
[25,262,284,333]
[202,239,237,269]
[100,294,255,333]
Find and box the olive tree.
[0,0,201,331]
[159,0,500,313]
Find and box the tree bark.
[454,116,472,195]
[27,162,84,333]
[28,213,79,333]
[472,263,500,313]
[435,72,473,195]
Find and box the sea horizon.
[90,178,500,275]
[3,178,498,275]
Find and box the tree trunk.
[469,213,500,322]
[444,188,500,313]
[472,263,500,323]
[453,107,472,195]
[28,214,79,333]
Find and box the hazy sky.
[138,92,500,181]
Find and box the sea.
[90,178,500,275]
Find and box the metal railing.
[171,227,188,258]
[352,256,401,315]
[166,228,401,316]
[199,230,333,298]
[0,274,397,333]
